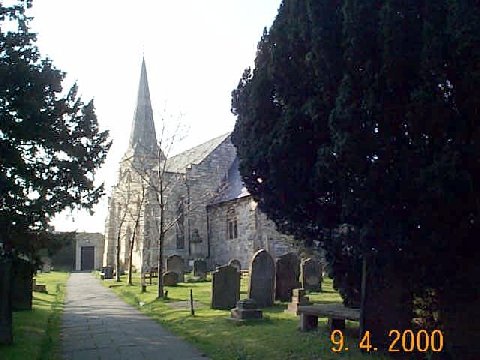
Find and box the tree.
[0,1,111,256]
[114,189,129,282]
[0,0,110,346]
[127,181,146,286]
[127,120,223,299]
[232,0,480,357]
[129,122,189,299]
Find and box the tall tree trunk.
[437,262,480,360]
[128,212,141,285]
[0,259,12,345]
[360,255,413,351]
[115,232,121,282]
[128,231,135,285]
[116,209,128,282]
[157,176,165,299]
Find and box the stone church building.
[102,59,294,272]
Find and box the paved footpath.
[62,272,209,360]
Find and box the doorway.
[80,246,95,271]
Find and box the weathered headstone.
[211,265,240,310]
[163,271,179,286]
[285,288,311,315]
[230,298,262,321]
[301,258,323,292]
[12,258,34,311]
[228,259,241,272]
[166,255,185,282]
[248,249,275,307]
[0,259,13,344]
[275,252,300,302]
[193,259,207,280]
[102,266,114,279]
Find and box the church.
[102,59,294,272]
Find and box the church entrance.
[80,246,95,271]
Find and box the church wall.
[208,197,255,269]
[104,133,297,275]
[161,172,190,260]
[180,138,237,260]
[208,196,295,270]
[254,204,295,259]
[103,162,152,271]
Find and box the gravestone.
[166,255,185,282]
[101,266,114,279]
[301,258,323,292]
[12,258,34,311]
[193,259,207,280]
[211,265,240,310]
[230,298,262,321]
[275,252,300,302]
[248,249,275,307]
[228,259,241,272]
[285,288,311,315]
[163,271,179,286]
[0,259,12,344]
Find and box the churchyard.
[103,265,389,360]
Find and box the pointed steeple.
[129,58,158,155]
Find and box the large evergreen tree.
[232,0,480,357]
[0,1,111,256]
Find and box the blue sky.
[28,0,282,233]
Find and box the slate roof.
[210,156,250,205]
[165,133,231,174]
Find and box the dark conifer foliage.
[232,0,480,357]
[0,1,111,256]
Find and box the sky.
[26,0,283,234]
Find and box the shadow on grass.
[30,297,54,308]
[264,304,288,313]
[108,284,124,288]
[319,289,338,294]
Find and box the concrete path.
[61,272,208,360]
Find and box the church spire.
[129,58,158,155]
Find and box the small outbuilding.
[74,232,104,271]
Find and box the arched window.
[227,206,238,239]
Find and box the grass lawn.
[103,273,390,360]
[0,271,69,360]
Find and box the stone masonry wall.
[184,137,237,260]
[208,197,296,270]
[104,136,295,273]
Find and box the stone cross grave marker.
[211,265,240,310]
[275,252,301,302]
[167,255,185,282]
[248,249,275,307]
